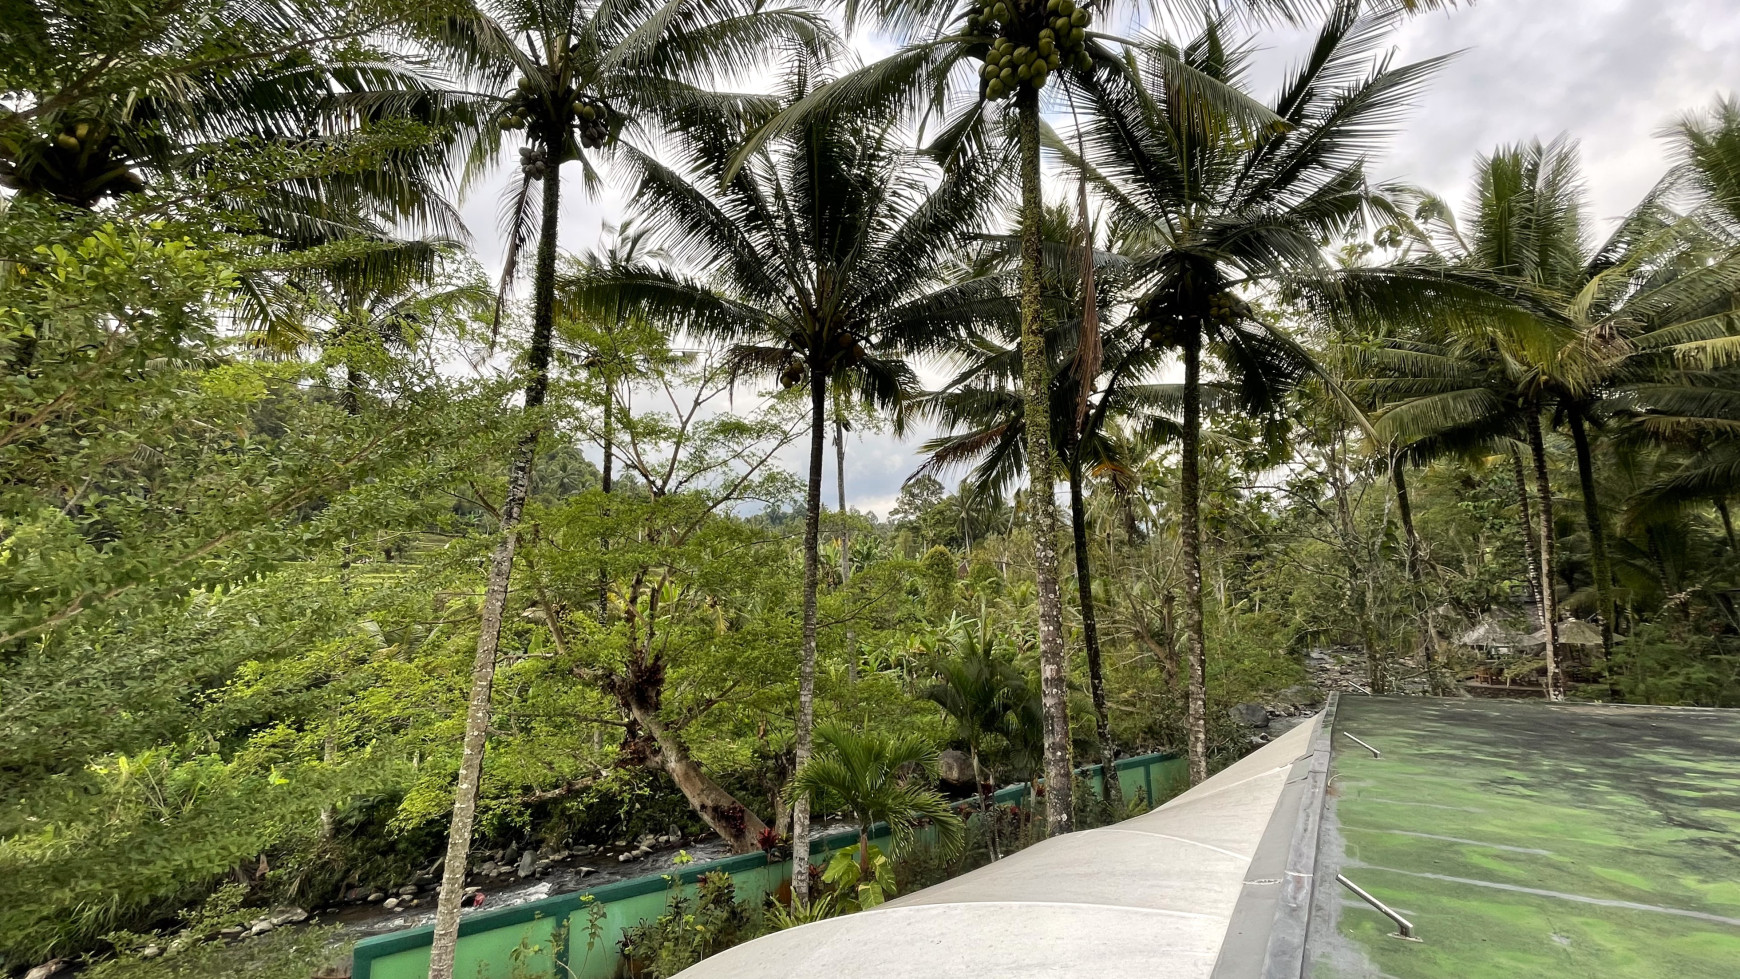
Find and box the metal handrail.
[1337,874,1417,940]
[1342,732,1381,758]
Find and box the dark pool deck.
[1298,697,1740,978]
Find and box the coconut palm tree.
[791,723,965,875]
[418,2,824,972]
[561,53,1006,903]
[718,0,1397,832]
[1063,3,1442,776]
[912,204,1172,805]
[1333,132,1740,697]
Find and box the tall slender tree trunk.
[1016,90,1073,835]
[1068,465,1120,807]
[1566,408,1616,693]
[1390,453,1435,688]
[1510,446,1545,630]
[598,381,614,625]
[1717,499,1737,553]
[789,364,827,904]
[1180,332,1208,785]
[429,161,562,979]
[1392,452,1421,583]
[836,395,856,683]
[1525,412,1563,701]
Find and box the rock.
[1229,702,1270,727]
[937,749,973,784]
[517,851,536,877]
[219,926,245,939]
[140,946,162,960]
[382,898,400,911]
[267,907,309,927]
[25,959,68,979]
[1277,684,1324,707]
[612,839,628,847]
[578,867,595,877]
[479,861,500,876]
[397,885,418,897]
[618,854,632,863]
[250,921,275,936]
[367,892,385,903]
[464,886,482,896]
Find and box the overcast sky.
[456,0,1740,517]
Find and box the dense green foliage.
[4,0,1739,973]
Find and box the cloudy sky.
[456,0,1740,517]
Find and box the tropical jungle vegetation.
[5,0,1739,974]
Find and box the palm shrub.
[1065,2,1443,776]
[924,623,1042,856]
[791,724,965,881]
[563,52,1005,903]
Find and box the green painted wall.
[351,753,1184,979]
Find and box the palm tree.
[913,204,1165,805]
[726,0,1455,828]
[1337,134,1740,697]
[561,54,1005,903]
[1065,4,1442,777]
[791,723,965,875]
[418,2,822,973]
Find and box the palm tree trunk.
[428,160,561,979]
[598,381,614,625]
[343,360,362,416]
[1390,453,1436,687]
[1068,464,1120,807]
[1565,408,1615,688]
[836,395,856,683]
[790,362,827,904]
[1181,331,1208,785]
[1510,446,1545,630]
[1717,499,1737,553]
[1525,412,1562,701]
[971,745,999,860]
[1392,452,1421,583]
[1016,88,1073,835]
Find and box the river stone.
[250,921,275,936]
[266,907,308,927]
[366,892,385,903]
[219,927,245,939]
[397,885,418,897]
[382,898,400,911]
[24,959,68,979]
[937,749,973,784]
[517,851,535,877]
[1278,684,1324,707]
[139,947,162,960]
[1229,702,1270,727]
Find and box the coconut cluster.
[1206,291,1252,325]
[967,0,1094,101]
[518,144,551,181]
[0,115,143,202]
[497,74,615,151]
